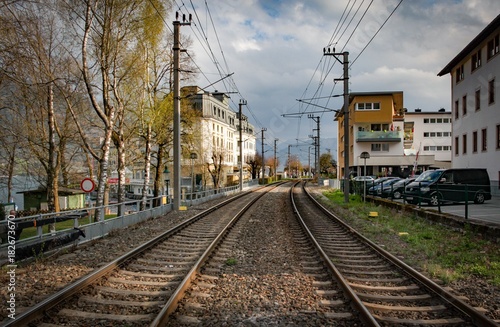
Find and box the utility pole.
[308,146,312,178]
[287,145,291,178]
[308,115,320,185]
[173,12,191,210]
[261,128,266,183]
[274,138,278,182]
[324,48,350,202]
[238,99,247,191]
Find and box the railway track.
[3,184,278,327]
[165,182,364,326]
[292,181,498,327]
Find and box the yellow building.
[335,91,435,179]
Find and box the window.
[497,125,500,149]
[371,143,389,151]
[356,102,381,110]
[462,95,467,116]
[454,100,459,119]
[424,118,429,123]
[455,64,464,83]
[475,89,481,111]
[454,137,459,155]
[482,128,487,152]
[487,34,499,60]
[489,79,495,104]
[462,134,467,154]
[437,118,442,123]
[471,49,482,71]
[473,131,478,153]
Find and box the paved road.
[390,196,500,226]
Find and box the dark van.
[404,168,491,205]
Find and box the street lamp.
[360,152,370,201]
[163,166,170,204]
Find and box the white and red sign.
[80,178,95,193]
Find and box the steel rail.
[302,182,498,327]
[2,186,266,327]
[151,181,286,326]
[289,181,380,327]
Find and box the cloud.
[186,0,499,156]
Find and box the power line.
[350,0,404,66]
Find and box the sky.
[172,0,500,165]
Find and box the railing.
[351,180,493,220]
[356,130,401,141]
[0,181,258,262]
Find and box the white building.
[182,86,256,187]
[403,109,452,167]
[438,14,500,192]
[336,91,435,179]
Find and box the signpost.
[80,178,95,193]
[360,152,370,201]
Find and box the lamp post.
[163,166,170,204]
[360,152,370,201]
[190,153,197,203]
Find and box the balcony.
[356,130,402,142]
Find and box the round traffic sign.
[80,178,95,193]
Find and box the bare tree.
[0,2,81,219]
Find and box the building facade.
[404,109,452,167]
[438,14,500,192]
[182,86,256,188]
[335,92,435,179]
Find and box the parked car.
[380,178,415,199]
[404,168,491,205]
[353,176,375,182]
[367,177,400,196]
[373,178,403,197]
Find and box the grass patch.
[321,189,500,285]
[225,258,237,266]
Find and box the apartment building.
[335,91,434,179]
[438,14,500,191]
[182,86,257,188]
[404,108,452,167]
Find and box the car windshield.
[415,170,442,183]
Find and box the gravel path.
[168,183,361,326]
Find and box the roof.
[405,111,451,115]
[17,187,86,195]
[349,91,403,98]
[438,14,500,76]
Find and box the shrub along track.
[2,184,280,327]
[293,182,498,327]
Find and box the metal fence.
[351,179,494,220]
[0,181,258,261]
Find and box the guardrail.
[0,181,258,262]
[351,180,493,220]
